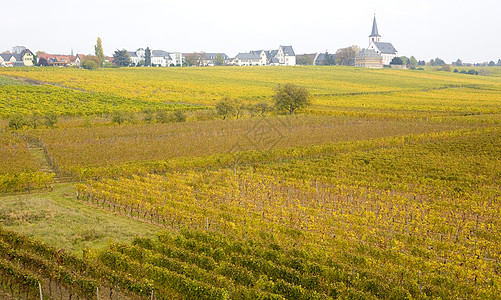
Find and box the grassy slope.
[0,183,160,255]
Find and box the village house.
[232,53,262,66]
[37,53,82,67]
[355,49,383,68]
[201,53,230,66]
[128,48,184,67]
[366,15,398,66]
[234,46,296,66]
[0,49,34,67]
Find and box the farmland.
[0,66,500,299]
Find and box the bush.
[173,109,187,122]
[81,60,98,70]
[111,111,127,125]
[8,114,28,130]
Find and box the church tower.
[369,15,381,44]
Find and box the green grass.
[0,183,161,255]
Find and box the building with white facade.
[235,46,296,66]
[367,16,398,66]
[128,48,184,67]
[0,49,34,67]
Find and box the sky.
[2,0,500,63]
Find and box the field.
[0,66,499,299]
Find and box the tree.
[335,46,360,66]
[409,56,418,67]
[94,37,104,67]
[214,54,225,66]
[441,64,451,72]
[488,61,495,67]
[431,57,445,66]
[12,46,26,54]
[82,60,98,70]
[184,53,204,66]
[44,112,58,128]
[29,112,43,129]
[390,57,403,65]
[145,47,151,67]
[173,109,187,122]
[8,114,28,130]
[296,55,313,65]
[233,99,246,119]
[273,83,311,115]
[156,110,170,123]
[216,97,236,120]
[324,52,336,66]
[400,56,409,65]
[111,111,127,125]
[456,59,463,66]
[497,59,501,66]
[418,60,426,66]
[113,49,131,67]
[253,102,272,117]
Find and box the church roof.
[373,42,397,54]
[370,16,380,37]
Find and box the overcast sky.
[2,0,500,63]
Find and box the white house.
[0,49,34,67]
[367,16,398,66]
[236,46,296,66]
[128,48,184,67]
[232,53,262,66]
[202,53,230,66]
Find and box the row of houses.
[126,45,297,67]
[2,17,397,69]
[0,49,34,67]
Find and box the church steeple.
[369,15,381,43]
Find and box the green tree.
[184,53,201,66]
[233,99,246,119]
[8,114,28,130]
[173,109,187,122]
[94,37,104,67]
[111,111,127,125]
[456,59,463,66]
[214,54,224,66]
[409,56,418,67]
[335,46,360,66]
[253,102,272,117]
[390,57,404,65]
[82,60,98,70]
[488,61,495,67]
[441,64,451,72]
[113,49,131,67]
[497,59,501,66]
[273,83,311,115]
[44,112,58,128]
[216,97,236,120]
[156,110,171,123]
[145,47,151,67]
[29,112,43,129]
[400,56,409,65]
[296,55,313,65]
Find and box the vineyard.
[0,66,500,299]
[24,115,471,179]
[0,77,199,117]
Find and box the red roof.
[38,54,79,63]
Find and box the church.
[366,15,398,66]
